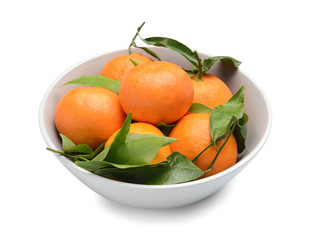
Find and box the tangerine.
[100,53,152,81]
[168,113,237,177]
[119,61,194,125]
[192,73,232,108]
[54,87,126,149]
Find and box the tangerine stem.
[193,50,204,80]
[129,22,145,54]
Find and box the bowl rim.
[39,47,272,190]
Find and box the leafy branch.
[128,22,161,61]
[129,22,242,77]
[189,85,247,154]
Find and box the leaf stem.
[205,118,238,173]
[46,147,67,155]
[46,148,89,161]
[128,22,145,54]
[192,142,213,163]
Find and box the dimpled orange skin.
[192,73,232,109]
[119,61,194,125]
[54,87,126,150]
[105,122,171,164]
[168,113,237,177]
[100,53,153,81]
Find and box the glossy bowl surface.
[39,48,272,209]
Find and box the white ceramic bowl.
[39,47,272,209]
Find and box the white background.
[1,0,309,239]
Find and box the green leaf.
[184,69,196,77]
[191,62,199,72]
[62,75,121,94]
[188,103,212,113]
[92,113,132,162]
[156,122,176,136]
[153,152,205,185]
[233,113,248,154]
[105,136,165,165]
[126,133,177,147]
[136,46,162,61]
[76,159,140,171]
[46,147,77,159]
[60,134,93,154]
[75,160,112,171]
[209,85,246,145]
[104,134,176,166]
[140,36,199,68]
[203,56,242,71]
[108,112,132,152]
[94,152,204,185]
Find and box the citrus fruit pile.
[48,23,248,185]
